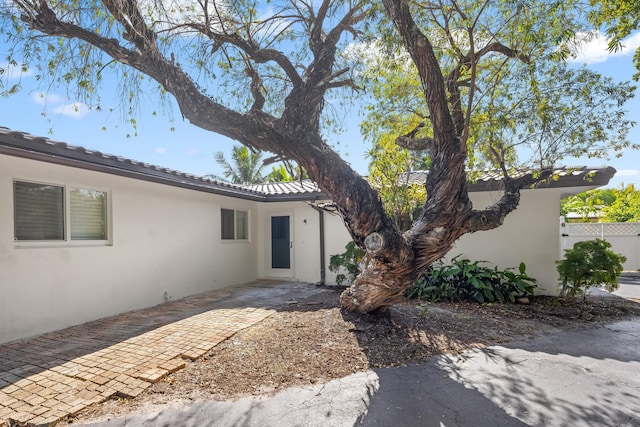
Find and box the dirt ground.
[68,289,640,425]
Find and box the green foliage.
[267,165,294,182]
[602,184,640,222]
[328,241,365,287]
[361,7,637,173]
[213,145,266,184]
[266,160,309,182]
[588,0,640,80]
[561,184,640,222]
[366,132,428,231]
[407,257,537,304]
[556,239,626,300]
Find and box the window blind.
[14,181,65,241]
[70,188,107,240]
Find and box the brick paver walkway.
[0,283,289,426]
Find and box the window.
[14,180,108,242]
[221,208,249,241]
[70,188,107,240]
[14,181,64,241]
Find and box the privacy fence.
[560,221,640,271]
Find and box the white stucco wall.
[445,188,565,294]
[323,211,354,285]
[0,155,260,344]
[318,188,570,294]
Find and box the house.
[0,126,616,344]
[564,211,603,223]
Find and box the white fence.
[560,221,640,271]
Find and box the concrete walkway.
[0,281,324,426]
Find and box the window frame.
[220,207,250,242]
[13,179,111,247]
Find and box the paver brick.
[24,394,46,406]
[0,406,15,419]
[8,410,36,424]
[136,368,168,383]
[0,284,283,426]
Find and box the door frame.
[266,211,294,278]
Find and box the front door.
[269,214,293,277]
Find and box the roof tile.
[0,126,615,199]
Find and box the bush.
[328,241,365,286]
[407,256,537,303]
[556,239,626,300]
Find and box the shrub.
[556,239,626,300]
[407,256,537,303]
[328,241,365,286]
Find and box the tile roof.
[0,126,615,200]
[403,167,616,193]
[243,180,322,196]
[0,126,327,201]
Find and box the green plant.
[329,241,366,287]
[407,256,537,303]
[556,239,626,300]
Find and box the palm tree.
[214,145,266,184]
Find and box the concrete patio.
[0,281,324,426]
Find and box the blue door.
[271,215,291,269]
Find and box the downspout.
[310,204,326,286]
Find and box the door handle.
[290,241,293,248]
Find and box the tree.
[588,0,640,80]
[367,133,428,232]
[561,188,617,222]
[1,1,635,313]
[267,164,293,183]
[602,184,640,222]
[214,145,266,184]
[556,239,626,300]
[561,184,640,222]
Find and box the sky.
[1,30,640,189]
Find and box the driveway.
[83,316,640,426]
[615,273,640,300]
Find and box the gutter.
[309,204,326,286]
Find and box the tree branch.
[464,168,553,233]
[395,122,434,151]
[244,61,265,111]
[185,25,303,88]
[102,0,158,54]
[476,41,530,64]
[18,1,140,65]
[382,0,456,145]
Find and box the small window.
[14,181,65,241]
[14,180,109,242]
[70,188,107,240]
[221,208,249,241]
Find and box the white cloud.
[569,30,640,64]
[31,92,64,106]
[186,148,200,156]
[145,0,232,32]
[154,147,168,154]
[31,92,89,119]
[615,169,640,177]
[53,102,89,119]
[1,61,33,80]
